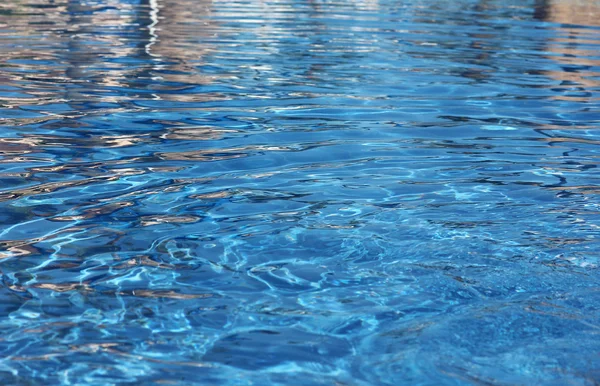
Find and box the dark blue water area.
[0,0,600,384]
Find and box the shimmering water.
[1,0,599,384]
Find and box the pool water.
[1,0,599,384]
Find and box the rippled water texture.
[1,0,600,384]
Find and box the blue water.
[1,0,600,384]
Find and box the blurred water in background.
[0,0,599,384]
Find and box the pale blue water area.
[0,0,600,384]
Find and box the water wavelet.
[0,0,599,384]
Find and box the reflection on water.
[535,0,600,94]
[1,0,600,384]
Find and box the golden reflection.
[0,0,385,108]
[0,134,150,150]
[34,282,93,293]
[112,255,176,269]
[144,0,223,97]
[191,190,232,199]
[548,185,600,194]
[538,137,600,145]
[0,170,144,203]
[157,144,298,161]
[140,215,201,226]
[0,0,140,104]
[537,0,600,27]
[161,126,238,141]
[120,290,213,299]
[0,225,86,258]
[0,0,226,105]
[536,0,600,93]
[0,244,40,259]
[52,202,135,222]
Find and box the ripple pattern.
[1,0,600,384]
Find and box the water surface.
[0,0,600,384]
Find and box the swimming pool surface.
[1,0,599,384]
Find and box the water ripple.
[1,0,600,384]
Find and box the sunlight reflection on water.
[0,0,599,384]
